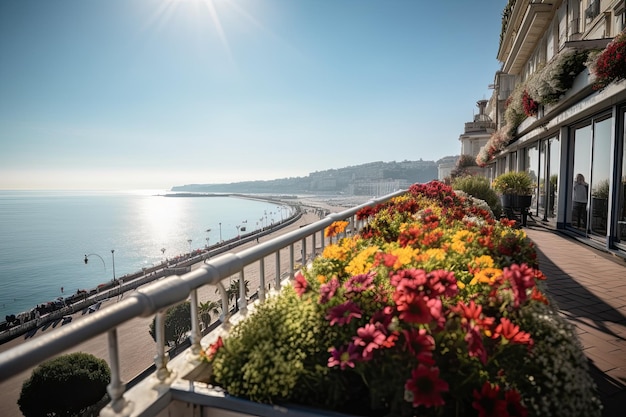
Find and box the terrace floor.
[524,225,626,417]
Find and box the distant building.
[437,156,457,180]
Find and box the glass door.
[589,117,612,237]
[570,124,591,233]
[615,109,626,248]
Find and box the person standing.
[573,173,588,229]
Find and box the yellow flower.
[346,246,378,276]
[322,244,349,261]
[424,248,446,261]
[317,275,327,284]
[473,255,495,268]
[469,267,503,286]
[390,246,419,269]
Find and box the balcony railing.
[0,189,406,417]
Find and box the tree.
[216,278,250,313]
[149,301,192,346]
[18,352,110,417]
[198,300,221,329]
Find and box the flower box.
[195,182,601,417]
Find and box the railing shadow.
[531,240,626,417]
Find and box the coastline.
[0,195,359,417]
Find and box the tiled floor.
[524,226,626,417]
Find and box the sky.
[0,0,504,190]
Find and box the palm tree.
[197,300,221,329]
[216,278,250,313]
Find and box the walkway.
[524,226,626,417]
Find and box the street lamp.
[219,222,222,242]
[236,225,241,237]
[187,239,193,256]
[161,247,166,261]
[111,249,116,281]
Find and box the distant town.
[171,159,450,196]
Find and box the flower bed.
[199,182,601,417]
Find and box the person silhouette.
[572,173,588,228]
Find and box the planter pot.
[500,194,531,209]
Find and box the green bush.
[18,352,110,417]
[452,175,502,217]
[149,301,192,346]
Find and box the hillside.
[171,160,440,195]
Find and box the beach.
[0,195,357,417]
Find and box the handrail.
[0,189,406,414]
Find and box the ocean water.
[0,190,288,319]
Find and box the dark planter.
[501,194,532,209]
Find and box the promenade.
[524,226,626,417]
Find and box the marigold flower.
[325,220,349,237]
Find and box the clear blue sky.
[0,0,503,190]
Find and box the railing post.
[189,290,201,357]
[238,271,247,314]
[154,311,172,383]
[258,257,266,302]
[216,281,231,328]
[312,232,317,258]
[301,237,306,264]
[275,250,281,290]
[320,229,326,250]
[100,328,133,417]
[289,244,295,280]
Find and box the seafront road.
[0,198,343,417]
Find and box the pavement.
[524,225,626,417]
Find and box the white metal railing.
[0,190,405,416]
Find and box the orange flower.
[325,220,349,237]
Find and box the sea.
[0,190,290,320]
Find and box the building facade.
[479,0,626,256]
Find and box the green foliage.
[18,352,110,417]
[492,171,534,195]
[451,175,502,217]
[149,301,192,346]
[210,286,343,408]
[198,300,221,328]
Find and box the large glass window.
[538,140,547,217]
[589,117,612,237]
[570,124,592,232]
[616,109,626,245]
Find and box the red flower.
[344,272,375,294]
[472,381,507,417]
[293,271,308,297]
[522,90,538,117]
[203,336,224,362]
[404,364,449,408]
[493,317,533,346]
[505,389,528,417]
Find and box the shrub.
[18,352,110,417]
[149,301,192,346]
[452,175,502,218]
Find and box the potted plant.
[492,171,534,209]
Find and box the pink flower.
[353,323,386,360]
[328,342,360,370]
[344,272,375,294]
[326,301,362,326]
[319,277,339,304]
